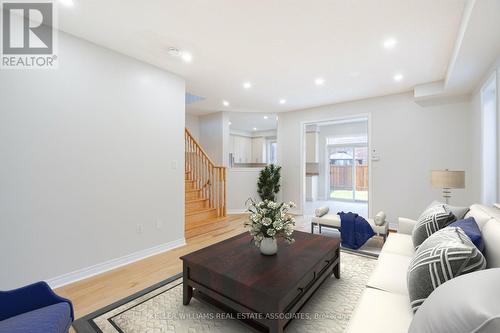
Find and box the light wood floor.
[56,214,248,324]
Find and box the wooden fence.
[330,165,368,191]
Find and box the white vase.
[260,237,278,255]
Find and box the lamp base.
[442,188,451,205]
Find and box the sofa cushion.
[482,218,500,268]
[427,200,469,220]
[345,288,413,333]
[374,211,386,226]
[407,227,486,312]
[367,252,411,295]
[311,214,341,227]
[409,268,500,333]
[314,206,329,217]
[412,205,455,249]
[0,302,71,333]
[382,233,415,257]
[449,217,484,252]
[465,204,494,229]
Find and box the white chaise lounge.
[311,210,389,241]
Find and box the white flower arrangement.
[245,198,296,247]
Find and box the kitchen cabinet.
[251,137,266,163]
[231,135,252,163]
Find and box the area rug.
[73,251,377,333]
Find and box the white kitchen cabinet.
[231,134,267,164]
[251,137,266,163]
[231,135,252,163]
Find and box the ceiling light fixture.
[315,78,325,86]
[279,99,286,104]
[393,73,404,82]
[181,51,192,63]
[222,100,229,107]
[383,38,398,49]
[59,0,74,6]
[167,47,192,63]
[263,116,269,119]
[243,82,252,89]
[253,127,257,131]
[228,121,232,125]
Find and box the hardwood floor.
[56,214,248,324]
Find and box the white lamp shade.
[431,170,465,189]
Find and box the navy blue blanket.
[338,211,375,250]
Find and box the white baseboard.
[47,238,186,289]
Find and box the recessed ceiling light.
[243,82,252,89]
[263,116,269,119]
[383,38,398,49]
[59,0,74,6]
[228,121,232,125]
[253,127,257,131]
[315,78,325,86]
[276,116,279,120]
[181,51,192,63]
[279,99,286,104]
[222,100,229,107]
[393,73,404,82]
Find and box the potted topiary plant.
[257,164,281,201]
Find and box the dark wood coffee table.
[180,231,340,333]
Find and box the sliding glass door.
[328,145,368,202]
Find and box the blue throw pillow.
[449,217,484,252]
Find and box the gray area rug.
[74,251,377,333]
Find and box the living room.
[1,1,500,332]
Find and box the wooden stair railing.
[185,128,227,217]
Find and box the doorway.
[303,117,370,217]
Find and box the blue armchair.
[0,281,74,333]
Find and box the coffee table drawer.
[282,269,317,309]
[315,249,338,276]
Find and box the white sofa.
[345,204,500,333]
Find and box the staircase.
[185,129,227,237]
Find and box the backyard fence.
[330,165,368,191]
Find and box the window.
[481,73,498,205]
[267,139,277,164]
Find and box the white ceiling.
[56,0,468,114]
[228,112,278,132]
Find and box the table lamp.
[431,170,465,204]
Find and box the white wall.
[278,92,477,223]
[186,113,200,140]
[0,31,185,289]
[227,168,262,213]
[199,112,229,166]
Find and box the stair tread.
[186,198,209,203]
[185,207,217,216]
[185,188,202,193]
